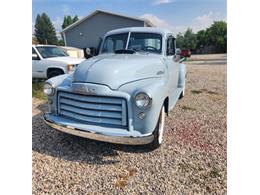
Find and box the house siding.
[64,12,145,49]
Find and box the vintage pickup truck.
[43,27,186,149]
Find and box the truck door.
[164,35,179,97]
[32,47,44,78]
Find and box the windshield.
[101,33,128,54]
[36,46,68,58]
[101,32,162,54]
[128,33,162,54]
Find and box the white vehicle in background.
[59,46,85,59]
[32,45,85,79]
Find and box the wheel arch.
[47,67,66,78]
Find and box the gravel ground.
[32,54,227,194]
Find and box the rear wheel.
[149,106,165,149]
[47,69,64,79]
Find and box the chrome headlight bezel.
[134,92,152,109]
[44,82,55,96]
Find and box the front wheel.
[149,106,165,149]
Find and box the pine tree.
[62,15,79,29]
[73,16,79,23]
[34,13,58,45]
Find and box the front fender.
[45,74,72,113]
[46,73,72,87]
[119,78,168,134]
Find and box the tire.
[47,69,64,79]
[149,106,165,150]
[179,85,185,99]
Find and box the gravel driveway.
[32,54,227,194]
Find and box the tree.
[176,33,185,49]
[176,20,227,53]
[62,15,79,29]
[73,15,79,23]
[183,28,197,50]
[176,29,197,50]
[34,13,58,45]
[196,30,206,49]
[32,36,39,44]
[207,21,227,53]
[58,39,65,46]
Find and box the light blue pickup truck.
[43,27,186,149]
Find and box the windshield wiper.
[115,49,136,54]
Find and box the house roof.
[61,9,154,34]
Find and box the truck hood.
[73,54,165,90]
[46,56,85,65]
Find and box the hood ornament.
[72,83,96,95]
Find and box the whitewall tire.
[149,106,165,149]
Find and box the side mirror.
[32,53,39,60]
[85,47,97,59]
[175,48,181,55]
[86,48,91,56]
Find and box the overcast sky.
[32,0,226,34]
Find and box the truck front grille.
[57,91,127,127]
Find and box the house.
[60,10,154,51]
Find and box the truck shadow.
[32,103,153,165]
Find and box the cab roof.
[105,27,175,38]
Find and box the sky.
[32,0,227,35]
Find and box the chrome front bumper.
[43,113,154,145]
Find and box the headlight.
[44,83,55,96]
[135,92,152,109]
[67,64,74,72]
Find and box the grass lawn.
[32,81,47,100]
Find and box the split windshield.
[101,32,162,54]
[36,46,68,58]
